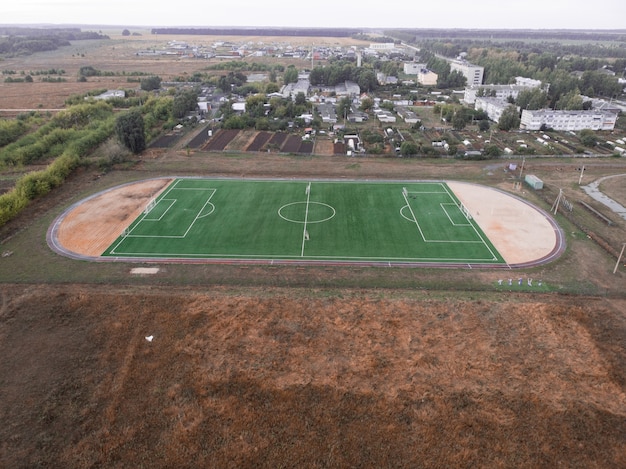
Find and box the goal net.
[459,202,472,220]
[144,198,157,214]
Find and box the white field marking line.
[111,188,217,257]
[109,250,499,262]
[442,183,499,261]
[126,191,216,239]
[142,199,176,222]
[301,182,311,257]
[107,245,494,263]
[402,190,482,245]
[402,191,427,242]
[440,203,471,227]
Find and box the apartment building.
[474,97,513,123]
[417,69,438,86]
[449,60,484,86]
[520,109,618,131]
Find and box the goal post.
[459,202,472,220]
[144,198,157,214]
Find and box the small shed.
[525,174,544,190]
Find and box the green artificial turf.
[102,178,504,264]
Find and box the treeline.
[0,29,108,57]
[0,102,114,168]
[0,86,183,227]
[351,34,399,43]
[388,28,626,43]
[206,61,285,73]
[308,61,378,91]
[421,38,626,61]
[78,66,150,78]
[0,102,116,226]
[150,27,360,37]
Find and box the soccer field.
[101,178,505,265]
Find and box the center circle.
[278,202,336,224]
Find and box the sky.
[2,0,626,30]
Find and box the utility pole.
[578,165,585,185]
[614,243,626,274]
[519,157,525,180]
[551,188,563,215]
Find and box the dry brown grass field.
[1,33,626,468]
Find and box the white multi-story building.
[515,76,543,88]
[520,109,618,131]
[369,43,396,51]
[403,62,426,75]
[474,97,513,123]
[464,84,537,105]
[450,60,484,86]
[417,69,438,86]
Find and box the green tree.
[556,90,584,110]
[360,97,374,112]
[579,129,598,147]
[498,105,521,131]
[284,66,298,84]
[336,97,352,121]
[140,75,162,91]
[265,82,280,94]
[172,89,199,119]
[516,88,548,110]
[400,141,419,157]
[484,145,501,157]
[245,93,268,118]
[294,92,307,106]
[357,69,378,93]
[115,109,145,154]
[451,113,467,130]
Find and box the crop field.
[102,178,504,265]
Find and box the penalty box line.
[115,188,217,254]
[402,189,488,248]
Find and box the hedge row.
[0,118,115,227]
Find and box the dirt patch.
[313,138,335,156]
[448,181,558,265]
[599,173,626,206]
[226,129,259,152]
[55,178,172,256]
[0,284,624,468]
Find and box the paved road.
[581,174,626,222]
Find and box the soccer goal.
[144,198,157,214]
[459,202,472,220]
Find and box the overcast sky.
[3,0,625,30]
